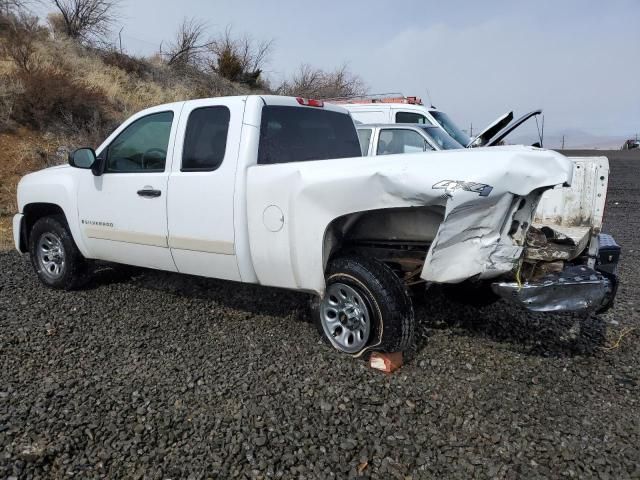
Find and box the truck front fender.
[17,167,89,258]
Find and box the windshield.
[429,111,470,147]
[419,126,463,150]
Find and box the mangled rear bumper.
[491,234,620,313]
[491,266,613,312]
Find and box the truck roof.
[135,95,351,117]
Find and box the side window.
[106,111,174,173]
[357,129,372,156]
[182,106,230,172]
[377,129,430,155]
[395,111,432,125]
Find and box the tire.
[316,255,414,356]
[29,215,88,290]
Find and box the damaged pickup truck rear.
[13,95,620,357]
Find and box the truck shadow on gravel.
[86,263,607,359]
[413,287,608,358]
[87,263,311,318]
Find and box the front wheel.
[316,256,414,356]
[29,215,88,290]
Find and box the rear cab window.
[181,106,230,172]
[258,106,361,165]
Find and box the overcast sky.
[40,0,640,142]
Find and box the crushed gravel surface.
[1,153,639,479]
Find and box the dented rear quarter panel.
[246,146,573,294]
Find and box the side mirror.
[69,148,96,169]
[91,156,105,177]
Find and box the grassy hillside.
[0,14,260,248]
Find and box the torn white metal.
[247,145,574,293]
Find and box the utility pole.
[561,135,565,150]
[119,27,124,54]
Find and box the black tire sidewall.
[29,215,86,290]
[317,256,414,356]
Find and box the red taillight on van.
[296,97,324,107]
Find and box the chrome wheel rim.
[320,282,371,354]
[37,232,66,280]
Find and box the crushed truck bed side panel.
[534,156,609,231]
[246,146,574,294]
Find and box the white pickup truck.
[13,95,620,357]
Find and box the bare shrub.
[0,74,23,130]
[50,0,121,42]
[278,64,367,99]
[0,0,32,16]
[47,12,67,38]
[163,18,212,70]
[11,66,111,132]
[0,13,47,72]
[100,48,150,78]
[207,26,272,87]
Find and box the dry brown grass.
[0,215,12,250]
[0,18,263,229]
[0,127,76,214]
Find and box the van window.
[182,106,230,172]
[349,110,387,124]
[395,111,432,125]
[377,129,431,155]
[357,129,372,155]
[258,106,361,164]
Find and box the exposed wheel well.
[22,203,66,252]
[323,206,445,284]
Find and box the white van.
[333,96,544,149]
[331,96,472,147]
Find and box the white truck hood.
[247,145,574,293]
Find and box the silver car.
[356,123,463,156]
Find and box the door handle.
[137,188,161,198]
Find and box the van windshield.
[419,126,463,150]
[429,111,471,147]
[258,106,361,164]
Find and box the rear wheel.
[316,255,414,356]
[29,215,88,290]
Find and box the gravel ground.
[1,153,639,479]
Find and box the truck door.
[77,107,180,271]
[167,97,243,281]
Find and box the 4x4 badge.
[432,180,493,198]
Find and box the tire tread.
[321,255,414,354]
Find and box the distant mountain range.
[508,129,637,150]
